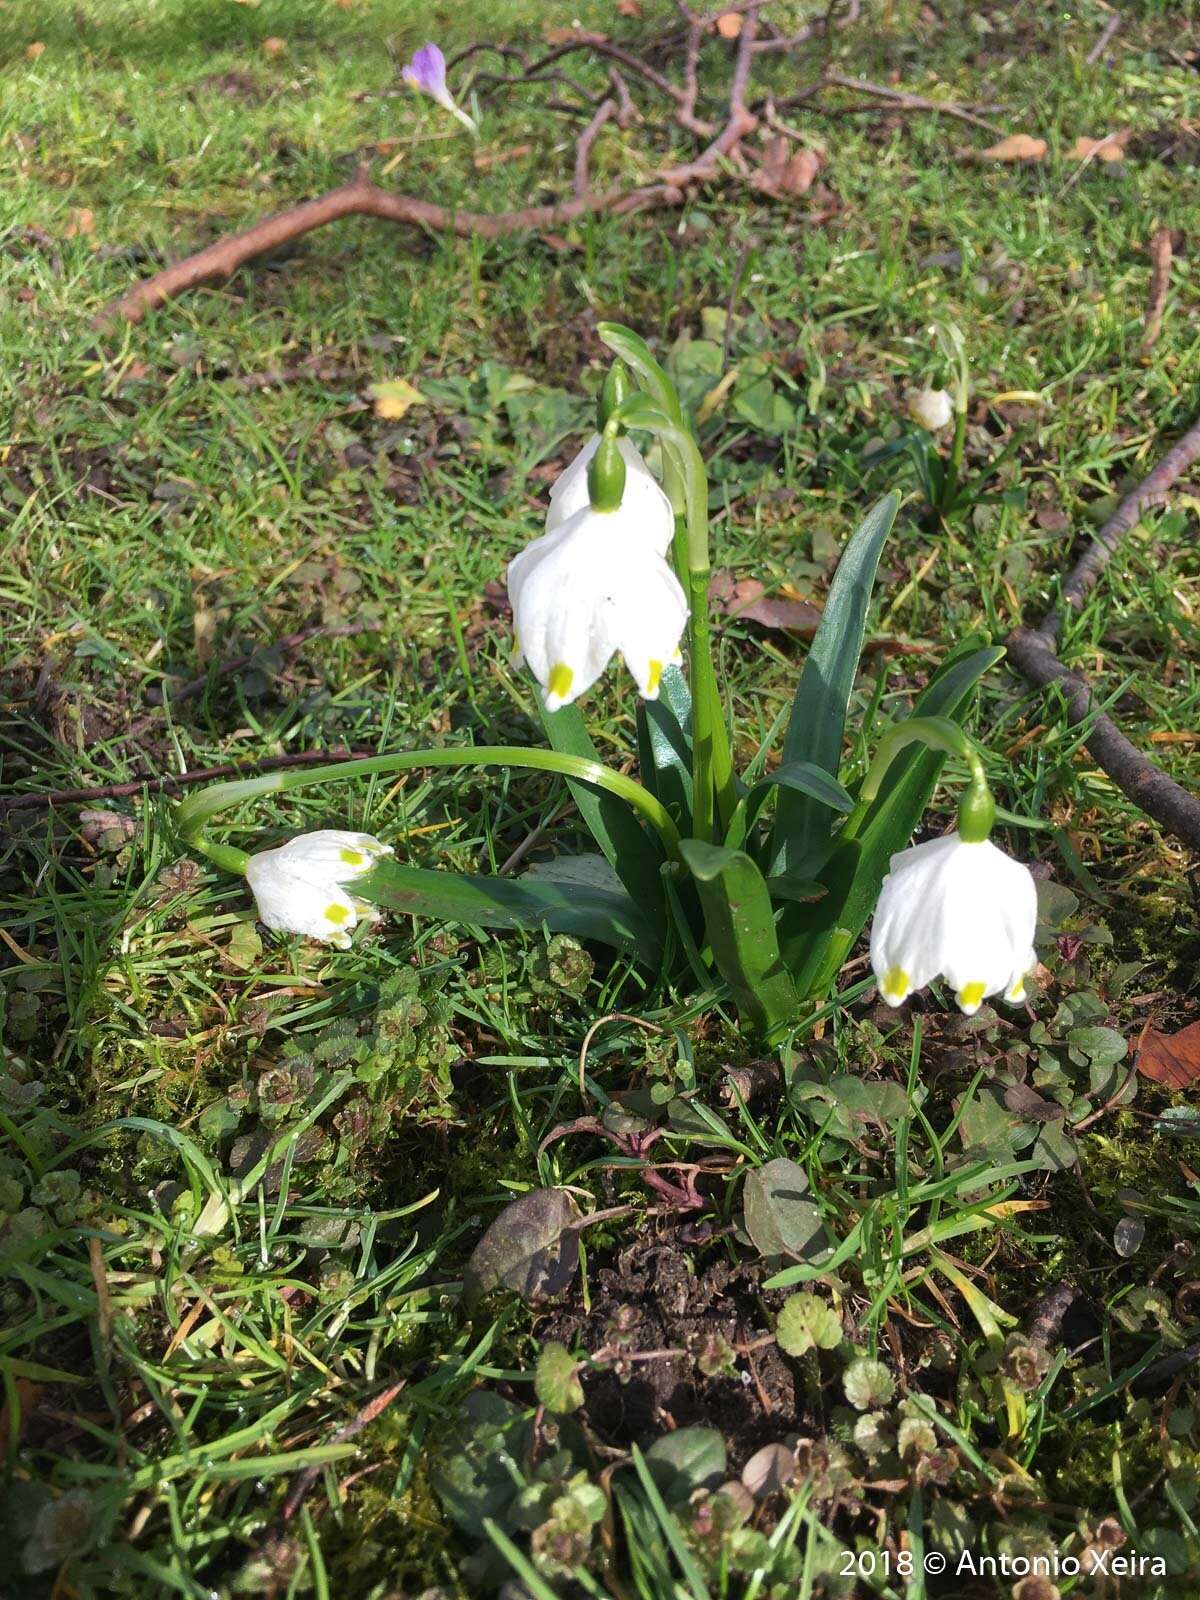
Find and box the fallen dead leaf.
[1068,129,1131,162]
[543,25,606,45]
[716,12,744,37]
[752,135,822,200]
[710,573,822,636]
[262,36,286,56]
[64,207,95,239]
[617,0,641,14]
[367,378,426,421]
[26,40,46,60]
[976,133,1047,163]
[1137,1019,1200,1091]
[473,143,533,171]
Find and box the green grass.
[2,0,1200,1595]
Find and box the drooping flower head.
[245,830,392,949]
[402,42,477,133]
[906,386,954,432]
[507,430,687,711]
[869,831,1037,1015]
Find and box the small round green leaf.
[534,1341,584,1414]
[843,1357,895,1410]
[775,1293,842,1358]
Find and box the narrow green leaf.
[678,839,800,1037]
[770,492,899,877]
[636,662,694,829]
[539,696,666,924]
[782,642,1004,996]
[753,761,854,814]
[360,858,661,963]
[596,323,682,422]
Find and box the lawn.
[2,0,1200,1595]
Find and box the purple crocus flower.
[402,41,477,133]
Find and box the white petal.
[245,852,360,948]
[273,830,392,879]
[869,832,1038,1012]
[546,435,675,556]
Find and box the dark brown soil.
[537,1228,813,1469]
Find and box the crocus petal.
[404,41,447,97]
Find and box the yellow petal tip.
[881,966,911,1004]
[958,981,986,1012]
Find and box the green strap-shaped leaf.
[636,662,694,830]
[679,839,800,1038]
[769,492,899,877]
[539,696,666,926]
[782,642,1004,997]
[359,858,661,964]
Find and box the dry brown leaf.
[26,40,45,60]
[616,0,641,14]
[710,572,822,636]
[64,207,95,239]
[262,36,286,56]
[752,135,822,199]
[1137,1020,1200,1091]
[978,134,1047,163]
[473,143,533,171]
[716,12,744,37]
[1068,129,1131,162]
[543,25,606,45]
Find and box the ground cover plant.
[2,0,1200,1596]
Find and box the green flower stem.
[600,347,737,841]
[938,322,969,510]
[856,714,994,842]
[175,746,683,869]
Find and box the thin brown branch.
[1040,411,1200,643]
[2,747,376,814]
[1004,399,1200,852]
[1003,630,1200,851]
[574,98,616,196]
[98,169,683,326]
[607,66,638,128]
[1085,12,1122,65]
[815,71,1003,133]
[1140,226,1173,355]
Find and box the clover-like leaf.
[843,1357,895,1410]
[644,1426,727,1502]
[775,1293,843,1358]
[534,1341,584,1414]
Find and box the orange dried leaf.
[617,0,641,14]
[1137,1020,1200,1091]
[716,12,744,38]
[26,40,46,60]
[262,36,286,56]
[1068,130,1130,162]
[979,134,1046,163]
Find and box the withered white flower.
[906,386,955,432]
[869,832,1037,1015]
[245,830,392,949]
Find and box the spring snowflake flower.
[401,42,477,133]
[508,435,687,710]
[546,434,675,553]
[869,832,1037,1015]
[245,830,393,949]
[906,386,954,431]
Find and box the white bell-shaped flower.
[869,831,1037,1015]
[508,506,687,710]
[546,434,675,554]
[245,830,393,949]
[906,386,954,432]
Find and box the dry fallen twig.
[1140,226,1173,354]
[1005,409,1200,852]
